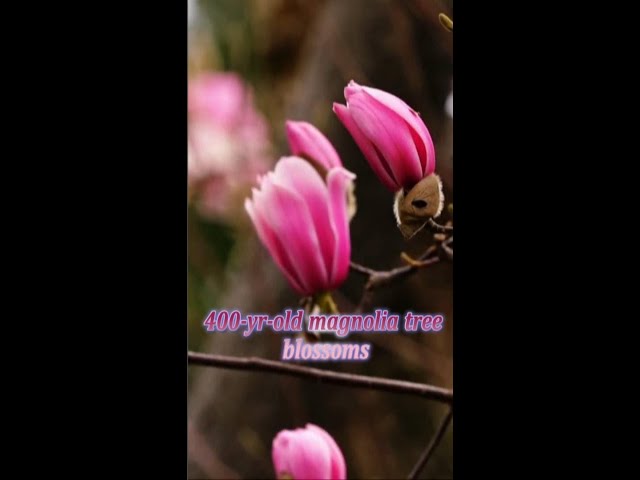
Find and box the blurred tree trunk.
[188,1,453,478]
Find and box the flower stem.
[315,291,339,314]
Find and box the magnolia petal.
[355,82,436,176]
[286,121,342,170]
[260,178,329,294]
[346,88,424,187]
[305,424,347,480]
[272,429,332,480]
[333,102,399,191]
[271,157,335,281]
[245,196,305,294]
[326,168,355,287]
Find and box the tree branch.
[349,262,379,277]
[440,235,453,260]
[350,244,443,312]
[188,351,453,404]
[407,408,454,479]
[426,218,453,234]
[351,245,439,283]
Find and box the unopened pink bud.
[333,80,436,192]
[272,423,346,480]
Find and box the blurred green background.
[188,1,453,478]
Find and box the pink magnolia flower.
[285,121,342,171]
[188,72,271,219]
[245,156,354,296]
[272,423,346,480]
[333,80,436,192]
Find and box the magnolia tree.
[188,10,454,480]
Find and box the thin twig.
[349,262,378,277]
[369,256,441,289]
[350,245,439,286]
[400,252,439,268]
[408,408,454,479]
[440,236,453,260]
[426,218,453,234]
[188,352,453,404]
[350,245,441,312]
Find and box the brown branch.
[350,244,442,312]
[349,262,378,277]
[188,351,453,404]
[426,218,453,234]
[368,256,441,289]
[440,236,453,260]
[351,245,438,284]
[407,408,454,479]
